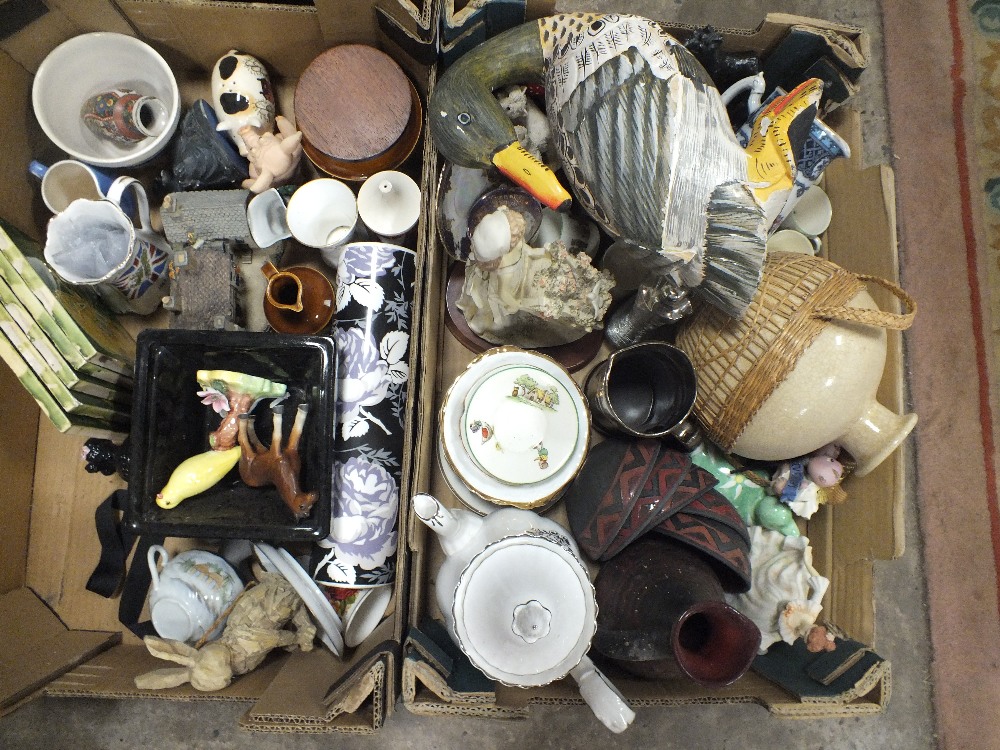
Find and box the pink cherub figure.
[241,115,303,194]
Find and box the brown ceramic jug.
[261,260,334,335]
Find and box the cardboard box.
[0,0,435,733]
[403,6,900,721]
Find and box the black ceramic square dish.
[127,329,337,540]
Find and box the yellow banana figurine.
[156,446,241,509]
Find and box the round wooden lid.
[295,45,413,163]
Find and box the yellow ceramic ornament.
[156,446,241,509]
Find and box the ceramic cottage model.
[429,12,826,319]
[412,493,635,733]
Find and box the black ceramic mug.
[584,341,702,450]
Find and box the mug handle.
[146,544,169,590]
[106,176,152,232]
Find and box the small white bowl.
[32,32,181,168]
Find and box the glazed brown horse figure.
[237,404,317,520]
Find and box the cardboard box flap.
[0,588,119,714]
[242,638,395,733]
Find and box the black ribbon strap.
[86,489,162,639]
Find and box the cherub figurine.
[135,572,316,692]
[241,115,304,194]
[725,526,830,653]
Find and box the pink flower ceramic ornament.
[241,116,304,194]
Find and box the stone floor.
[0,1,936,748]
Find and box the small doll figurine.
[241,115,304,194]
[770,443,847,519]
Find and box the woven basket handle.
[811,274,916,330]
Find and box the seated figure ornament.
[456,204,614,348]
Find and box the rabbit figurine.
[134,572,316,691]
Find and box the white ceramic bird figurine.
[429,12,823,319]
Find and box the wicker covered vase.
[674,252,917,476]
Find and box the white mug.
[767,229,817,256]
[780,184,833,238]
[29,159,135,216]
[285,178,359,267]
[43,176,170,315]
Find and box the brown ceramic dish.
[298,76,423,182]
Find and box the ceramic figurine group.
[156,370,315,521]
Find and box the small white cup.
[357,170,421,242]
[767,228,817,256]
[780,185,833,238]
[285,178,359,266]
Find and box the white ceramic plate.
[253,543,344,656]
[440,348,590,509]
[461,364,580,485]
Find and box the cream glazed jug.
[412,493,635,733]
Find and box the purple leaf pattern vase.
[311,242,416,590]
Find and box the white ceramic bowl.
[32,33,181,168]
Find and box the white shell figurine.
[724,526,830,653]
[211,50,277,155]
[458,205,614,348]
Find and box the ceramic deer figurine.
[238,404,316,520]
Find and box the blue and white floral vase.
[311,242,416,612]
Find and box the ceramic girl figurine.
[211,50,276,155]
[457,204,614,348]
[770,443,847,520]
[725,526,830,653]
[241,115,304,194]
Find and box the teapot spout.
[412,493,481,557]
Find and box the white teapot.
[412,493,634,733]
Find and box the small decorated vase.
[81,88,168,144]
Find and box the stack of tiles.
[0,222,134,437]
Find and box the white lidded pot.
[412,493,634,733]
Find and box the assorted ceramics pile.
[20,29,427,690]
[13,7,915,731]
[417,11,918,734]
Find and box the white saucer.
[253,543,344,657]
[437,415,561,517]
